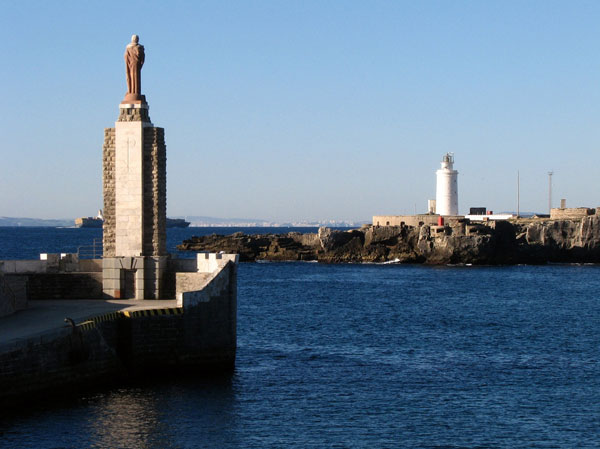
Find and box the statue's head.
[131,34,139,44]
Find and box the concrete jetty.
[0,253,238,405]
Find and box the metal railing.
[77,238,103,259]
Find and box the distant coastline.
[0,216,368,228]
[0,217,74,227]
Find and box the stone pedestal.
[102,256,168,300]
[102,101,167,299]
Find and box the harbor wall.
[0,259,237,405]
[0,257,105,307]
[0,254,236,309]
[0,274,26,318]
[373,214,463,227]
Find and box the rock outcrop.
[178,217,600,264]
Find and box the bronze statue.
[124,35,145,100]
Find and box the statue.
[124,35,145,101]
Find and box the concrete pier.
[0,255,238,405]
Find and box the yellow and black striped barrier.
[122,308,184,318]
[77,320,97,332]
[92,311,121,323]
[75,307,183,331]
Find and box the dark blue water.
[2,228,600,447]
[0,226,327,260]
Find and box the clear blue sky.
[1,0,599,221]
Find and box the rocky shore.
[177,216,600,264]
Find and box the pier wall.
[0,274,26,318]
[0,257,104,307]
[0,253,237,309]
[26,273,104,300]
[0,259,237,405]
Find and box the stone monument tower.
[102,35,167,299]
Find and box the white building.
[435,153,459,216]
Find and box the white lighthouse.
[435,153,459,216]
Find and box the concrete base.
[102,256,168,300]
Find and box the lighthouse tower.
[435,153,458,216]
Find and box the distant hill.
[182,216,266,225]
[498,212,542,218]
[176,216,367,227]
[0,217,74,227]
[0,215,368,228]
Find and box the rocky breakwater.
[178,216,600,264]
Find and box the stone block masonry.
[118,105,151,122]
[103,104,166,259]
[373,214,463,227]
[102,101,168,300]
[102,128,116,257]
[114,119,145,256]
[0,257,106,308]
[143,127,166,256]
[550,207,595,220]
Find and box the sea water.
[1,227,600,448]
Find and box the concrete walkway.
[0,299,179,346]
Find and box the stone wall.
[1,273,103,301]
[0,260,47,273]
[103,119,166,259]
[0,321,123,405]
[0,257,101,274]
[2,275,27,312]
[79,259,102,272]
[168,258,197,273]
[196,253,239,273]
[102,256,168,300]
[373,214,463,227]
[176,272,211,294]
[0,258,105,305]
[143,127,166,256]
[102,128,116,257]
[118,106,151,122]
[177,260,237,366]
[550,207,595,220]
[27,273,103,300]
[0,274,18,317]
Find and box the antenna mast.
[517,170,520,218]
[548,171,553,214]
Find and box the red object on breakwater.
[438,216,444,226]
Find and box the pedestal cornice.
[118,102,152,123]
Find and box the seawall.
[0,257,237,406]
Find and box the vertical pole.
[517,170,520,218]
[548,171,553,214]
